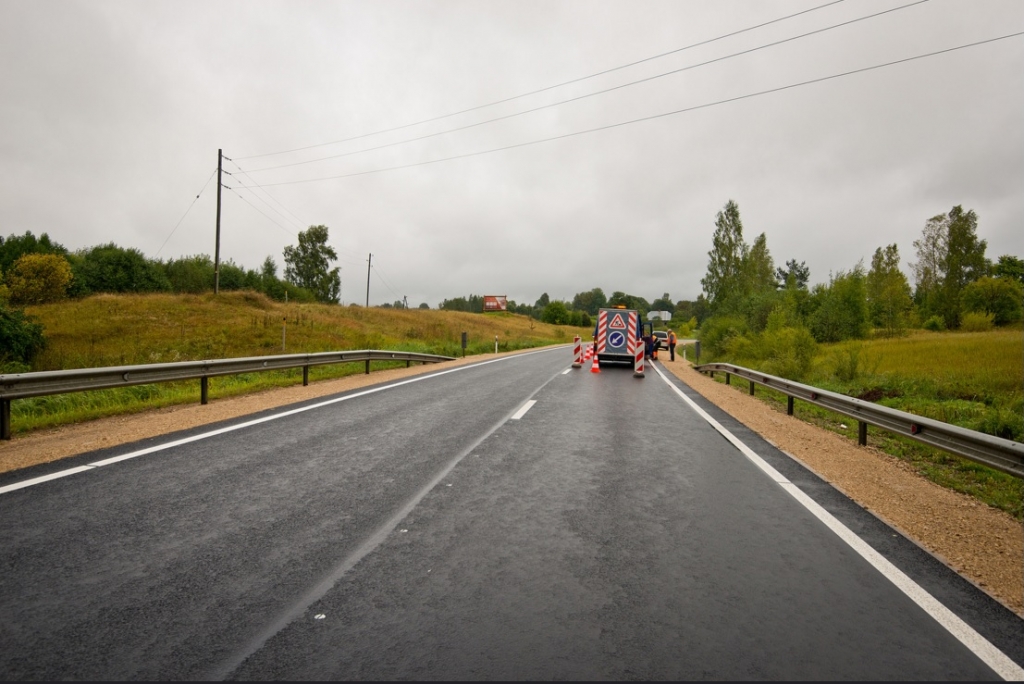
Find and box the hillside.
[8,292,586,434]
[24,291,584,371]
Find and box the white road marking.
[510,400,537,420]
[652,363,1024,682]
[561,368,572,375]
[0,347,567,497]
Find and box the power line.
[155,167,217,257]
[234,0,849,161]
[236,31,1024,189]
[223,185,296,236]
[224,155,311,229]
[371,263,402,301]
[241,0,928,175]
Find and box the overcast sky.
[1,0,1021,307]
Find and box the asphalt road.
[0,347,1021,680]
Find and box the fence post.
[1,399,11,440]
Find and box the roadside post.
[461,331,467,358]
[495,335,498,354]
[572,335,582,368]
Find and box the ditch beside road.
[1,345,1020,615]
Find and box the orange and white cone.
[590,353,601,373]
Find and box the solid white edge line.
[651,362,1024,682]
[0,466,96,495]
[2,347,567,495]
[510,399,537,420]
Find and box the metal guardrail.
[693,362,1024,479]
[0,350,455,440]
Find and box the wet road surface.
[1,347,1021,679]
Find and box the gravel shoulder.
[2,346,1020,615]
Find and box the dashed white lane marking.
[510,400,537,420]
[561,368,572,375]
[652,362,1024,682]
[0,347,567,497]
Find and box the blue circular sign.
[609,331,625,348]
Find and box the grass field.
[7,292,586,434]
[688,328,1024,518]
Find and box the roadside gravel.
[1,347,1020,615]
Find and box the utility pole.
[403,295,408,310]
[214,149,223,294]
[365,253,372,307]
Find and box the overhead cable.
[234,0,849,160]
[241,0,929,174]
[235,31,1024,189]
[155,167,217,257]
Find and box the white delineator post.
[572,336,582,368]
[633,339,645,378]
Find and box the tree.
[866,244,912,337]
[701,200,747,314]
[75,243,170,294]
[776,259,810,290]
[809,266,870,343]
[743,233,776,295]
[941,206,987,329]
[962,276,1023,326]
[571,288,607,315]
[541,300,570,325]
[993,255,1024,286]
[911,206,987,329]
[164,254,214,294]
[0,231,67,274]
[649,292,674,314]
[5,253,73,305]
[283,225,341,303]
[418,302,430,309]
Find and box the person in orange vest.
[668,329,677,361]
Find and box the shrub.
[5,253,73,305]
[959,311,994,332]
[698,315,748,357]
[961,276,1023,326]
[922,315,945,332]
[0,303,45,366]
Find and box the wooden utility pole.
[214,149,223,294]
[365,253,372,307]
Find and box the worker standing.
[668,329,677,361]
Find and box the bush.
[922,315,945,332]
[5,253,73,305]
[76,243,171,294]
[959,311,995,332]
[0,303,45,366]
[698,315,748,357]
[961,276,1023,326]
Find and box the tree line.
[696,199,1023,379]
[0,225,346,369]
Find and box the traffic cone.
[590,354,600,373]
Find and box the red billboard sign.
[483,295,507,312]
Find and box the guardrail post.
[748,380,755,396]
[858,421,868,446]
[303,366,309,386]
[787,396,794,416]
[406,360,411,368]
[1,399,11,440]
[365,360,370,375]
[725,373,730,385]
[201,377,209,405]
